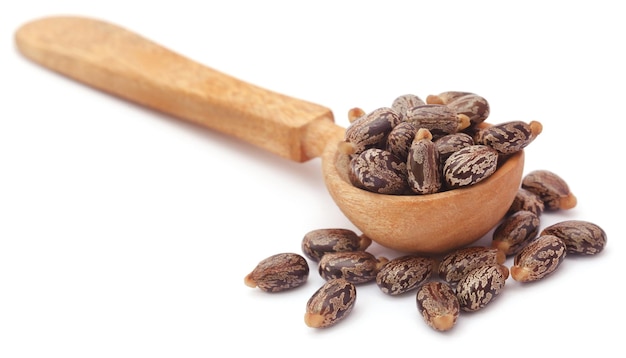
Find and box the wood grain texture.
[14,16,341,162]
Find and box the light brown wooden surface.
[15,15,525,253]
[14,16,341,162]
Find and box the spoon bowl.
[15,15,524,254]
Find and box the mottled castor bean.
[442,145,499,189]
[304,278,357,328]
[405,104,471,138]
[386,121,419,161]
[434,132,474,164]
[318,251,389,284]
[348,148,408,195]
[301,228,372,262]
[492,210,540,256]
[439,93,490,125]
[343,107,401,155]
[244,253,309,292]
[456,264,509,312]
[426,91,475,106]
[511,234,567,282]
[406,128,442,195]
[391,94,426,121]
[521,170,577,210]
[438,246,506,284]
[474,120,543,155]
[415,281,460,331]
[540,220,607,255]
[508,187,545,216]
[375,255,435,295]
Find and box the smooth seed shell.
[508,187,545,216]
[438,246,506,284]
[492,210,540,256]
[416,281,460,331]
[301,228,372,262]
[318,251,388,284]
[521,170,577,210]
[376,255,435,295]
[349,148,408,195]
[443,145,499,189]
[305,278,357,328]
[244,253,309,292]
[511,234,567,282]
[456,264,508,312]
[540,220,607,255]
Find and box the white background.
[1,1,623,357]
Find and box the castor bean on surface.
[456,264,509,312]
[434,132,474,164]
[474,120,542,155]
[415,281,460,332]
[343,107,401,155]
[318,251,389,284]
[244,253,309,292]
[391,94,426,121]
[348,148,408,195]
[376,255,435,295]
[540,220,607,255]
[521,170,577,210]
[508,187,545,216]
[405,104,470,138]
[301,228,372,262]
[406,128,442,195]
[438,246,506,284]
[511,234,567,282]
[305,278,357,328]
[442,145,499,189]
[386,121,419,161]
[492,210,540,256]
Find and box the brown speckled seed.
[376,255,435,295]
[444,93,490,125]
[344,107,401,155]
[406,128,442,195]
[438,246,506,284]
[301,228,372,262]
[508,187,545,216]
[386,121,419,161]
[426,91,475,105]
[405,104,471,137]
[521,170,577,210]
[492,210,540,256]
[474,120,542,155]
[443,145,499,189]
[540,220,607,255]
[511,234,567,282]
[456,264,509,312]
[305,278,356,328]
[318,251,389,284]
[244,253,309,292]
[392,94,426,121]
[416,281,460,331]
[434,132,475,164]
[349,148,408,195]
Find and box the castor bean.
[301,228,372,262]
[318,251,389,284]
[438,246,506,284]
[508,187,545,216]
[304,278,357,328]
[444,93,490,125]
[391,94,426,121]
[415,281,460,332]
[375,255,435,295]
[405,104,471,138]
[244,253,309,292]
[511,234,567,282]
[426,91,475,105]
[406,128,442,195]
[442,145,499,189]
[474,120,543,155]
[343,107,401,155]
[456,264,509,312]
[386,121,419,161]
[434,132,474,164]
[540,220,607,255]
[492,210,540,256]
[348,148,408,195]
[521,170,577,210]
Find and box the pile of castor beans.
[244,91,607,331]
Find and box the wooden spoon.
[14,16,524,253]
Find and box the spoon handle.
[15,16,343,162]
